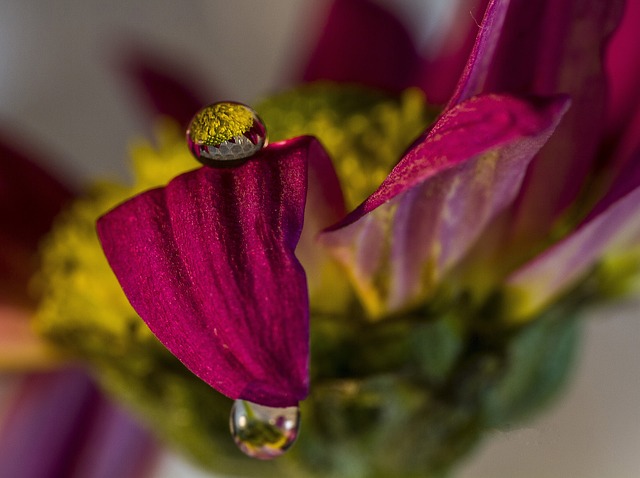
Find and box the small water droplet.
[229,399,300,459]
[186,102,267,165]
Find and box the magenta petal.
[120,49,209,127]
[97,137,318,407]
[507,149,640,318]
[301,0,421,92]
[321,94,569,315]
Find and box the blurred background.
[0,1,638,476]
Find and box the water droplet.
[186,102,267,165]
[229,399,300,459]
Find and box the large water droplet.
[229,399,300,459]
[186,102,267,165]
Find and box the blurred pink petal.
[97,137,325,407]
[301,0,421,92]
[321,94,569,315]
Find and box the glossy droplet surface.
[230,399,300,459]
[186,102,267,165]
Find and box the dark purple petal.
[97,137,320,407]
[488,0,625,240]
[301,0,421,92]
[120,49,210,127]
[321,94,569,315]
[506,148,640,319]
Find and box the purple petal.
[97,137,319,407]
[301,0,421,92]
[506,148,640,319]
[488,0,625,239]
[321,94,569,315]
[120,49,210,127]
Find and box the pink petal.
[97,137,320,407]
[321,94,569,315]
[301,0,421,92]
[120,48,210,127]
[489,0,625,240]
[506,149,640,318]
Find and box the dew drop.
[229,399,300,459]
[186,102,267,165]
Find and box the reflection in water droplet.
[186,102,267,165]
[229,399,300,459]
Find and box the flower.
[26,0,640,476]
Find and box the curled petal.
[506,149,640,319]
[97,137,321,407]
[321,94,569,316]
[301,0,421,92]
